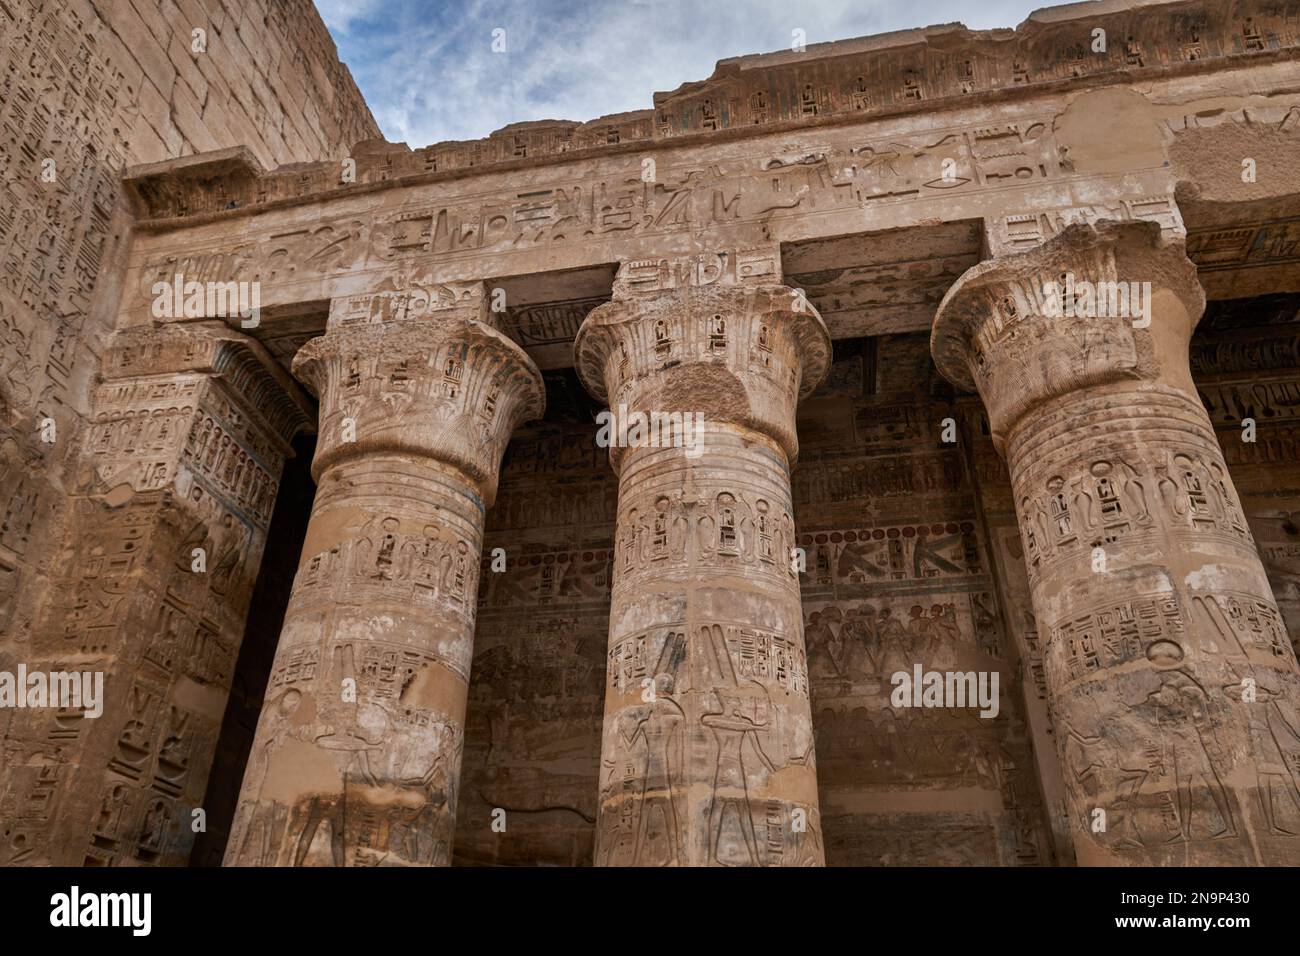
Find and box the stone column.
[225,284,543,867]
[575,252,831,866]
[932,220,1300,865]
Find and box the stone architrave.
[932,220,1300,865]
[224,283,544,867]
[575,251,832,866]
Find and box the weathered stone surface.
[224,289,543,866]
[575,257,831,865]
[2,324,312,865]
[933,220,1300,864]
[3,0,1300,868]
[0,0,375,866]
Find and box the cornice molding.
[122,0,1300,224]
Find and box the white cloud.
[315,0,389,36]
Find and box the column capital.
[292,289,544,506]
[575,256,830,467]
[931,220,1205,449]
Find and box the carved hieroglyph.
[933,221,1300,865]
[575,252,831,865]
[225,285,543,866]
[0,324,308,866]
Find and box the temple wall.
[0,0,375,865]
[452,338,1060,867]
[1194,307,1300,650]
[455,412,617,866]
[3,0,1299,868]
[792,335,1055,865]
[451,317,1300,866]
[0,0,375,644]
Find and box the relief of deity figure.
[596,709,649,865]
[1222,677,1300,835]
[703,688,777,867]
[1062,715,1150,852]
[630,674,685,866]
[1138,671,1237,844]
[914,602,961,667]
[209,513,249,597]
[838,606,877,679]
[382,723,463,866]
[805,608,844,683]
[874,606,912,678]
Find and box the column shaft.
[577,262,831,866]
[933,221,1300,864]
[226,288,542,866]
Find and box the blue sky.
[315,0,1075,147]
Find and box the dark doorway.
[190,433,317,865]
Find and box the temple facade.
[2,0,1300,867]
